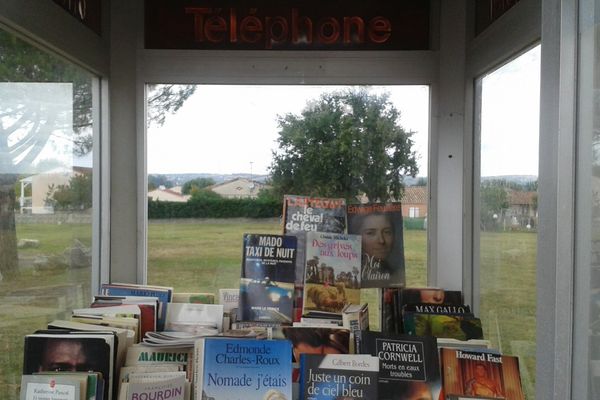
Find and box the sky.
[147,85,430,176]
[480,45,541,177]
[143,45,541,179]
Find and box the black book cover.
[360,331,441,400]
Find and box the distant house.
[354,186,428,219]
[19,166,92,214]
[208,178,269,199]
[148,186,191,202]
[401,186,428,219]
[506,189,537,227]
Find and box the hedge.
[403,217,427,230]
[148,198,283,219]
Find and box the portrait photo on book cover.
[347,202,405,288]
[23,335,110,378]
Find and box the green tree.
[480,183,509,231]
[182,177,216,195]
[46,173,93,210]
[0,30,196,277]
[269,89,418,202]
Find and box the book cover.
[347,202,405,288]
[298,354,379,400]
[125,375,186,400]
[165,303,224,334]
[360,288,382,332]
[398,288,464,307]
[302,232,361,317]
[402,303,471,315]
[91,296,157,339]
[403,313,484,341]
[22,334,113,400]
[360,331,441,400]
[282,195,347,287]
[172,292,215,304]
[239,234,297,323]
[32,372,102,400]
[194,338,293,400]
[100,283,172,331]
[218,289,240,314]
[20,375,81,400]
[440,348,525,400]
[272,326,350,385]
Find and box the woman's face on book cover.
[360,214,394,260]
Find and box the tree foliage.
[269,89,418,202]
[480,183,509,230]
[46,173,93,211]
[182,177,216,194]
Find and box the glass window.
[0,28,97,399]
[146,85,430,293]
[477,45,540,399]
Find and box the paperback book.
[282,195,347,287]
[239,233,297,323]
[22,333,114,400]
[193,337,293,400]
[100,283,173,331]
[20,375,81,400]
[440,348,525,400]
[302,232,361,317]
[360,331,441,400]
[299,354,379,400]
[403,313,484,341]
[347,202,405,288]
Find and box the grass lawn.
[0,219,537,399]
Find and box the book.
[298,354,379,400]
[123,374,187,400]
[71,305,142,345]
[46,320,130,379]
[272,326,350,384]
[398,288,464,307]
[22,333,114,400]
[282,195,347,288]
[193,337,293,400]
[165,303,224,334]
[32,372,102,400]
[218,289,240,314]
[91,295,158,339]
[239,234,297,323]
[403,313,484,341]
[171,292,215,304]
[347,202,405,288]
[360,331,441,400]
[20,374,81,400]
[302,232,361,317]
[440,348,525,400]
[402,303,472,315]
[360,288,382,332]
[100,283,173,331]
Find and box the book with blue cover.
[239,234,297,323]
[194,337,293,400]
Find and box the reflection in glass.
[0,30,95,399]
[478,46,540,399]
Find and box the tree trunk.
[0,174,19,279]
